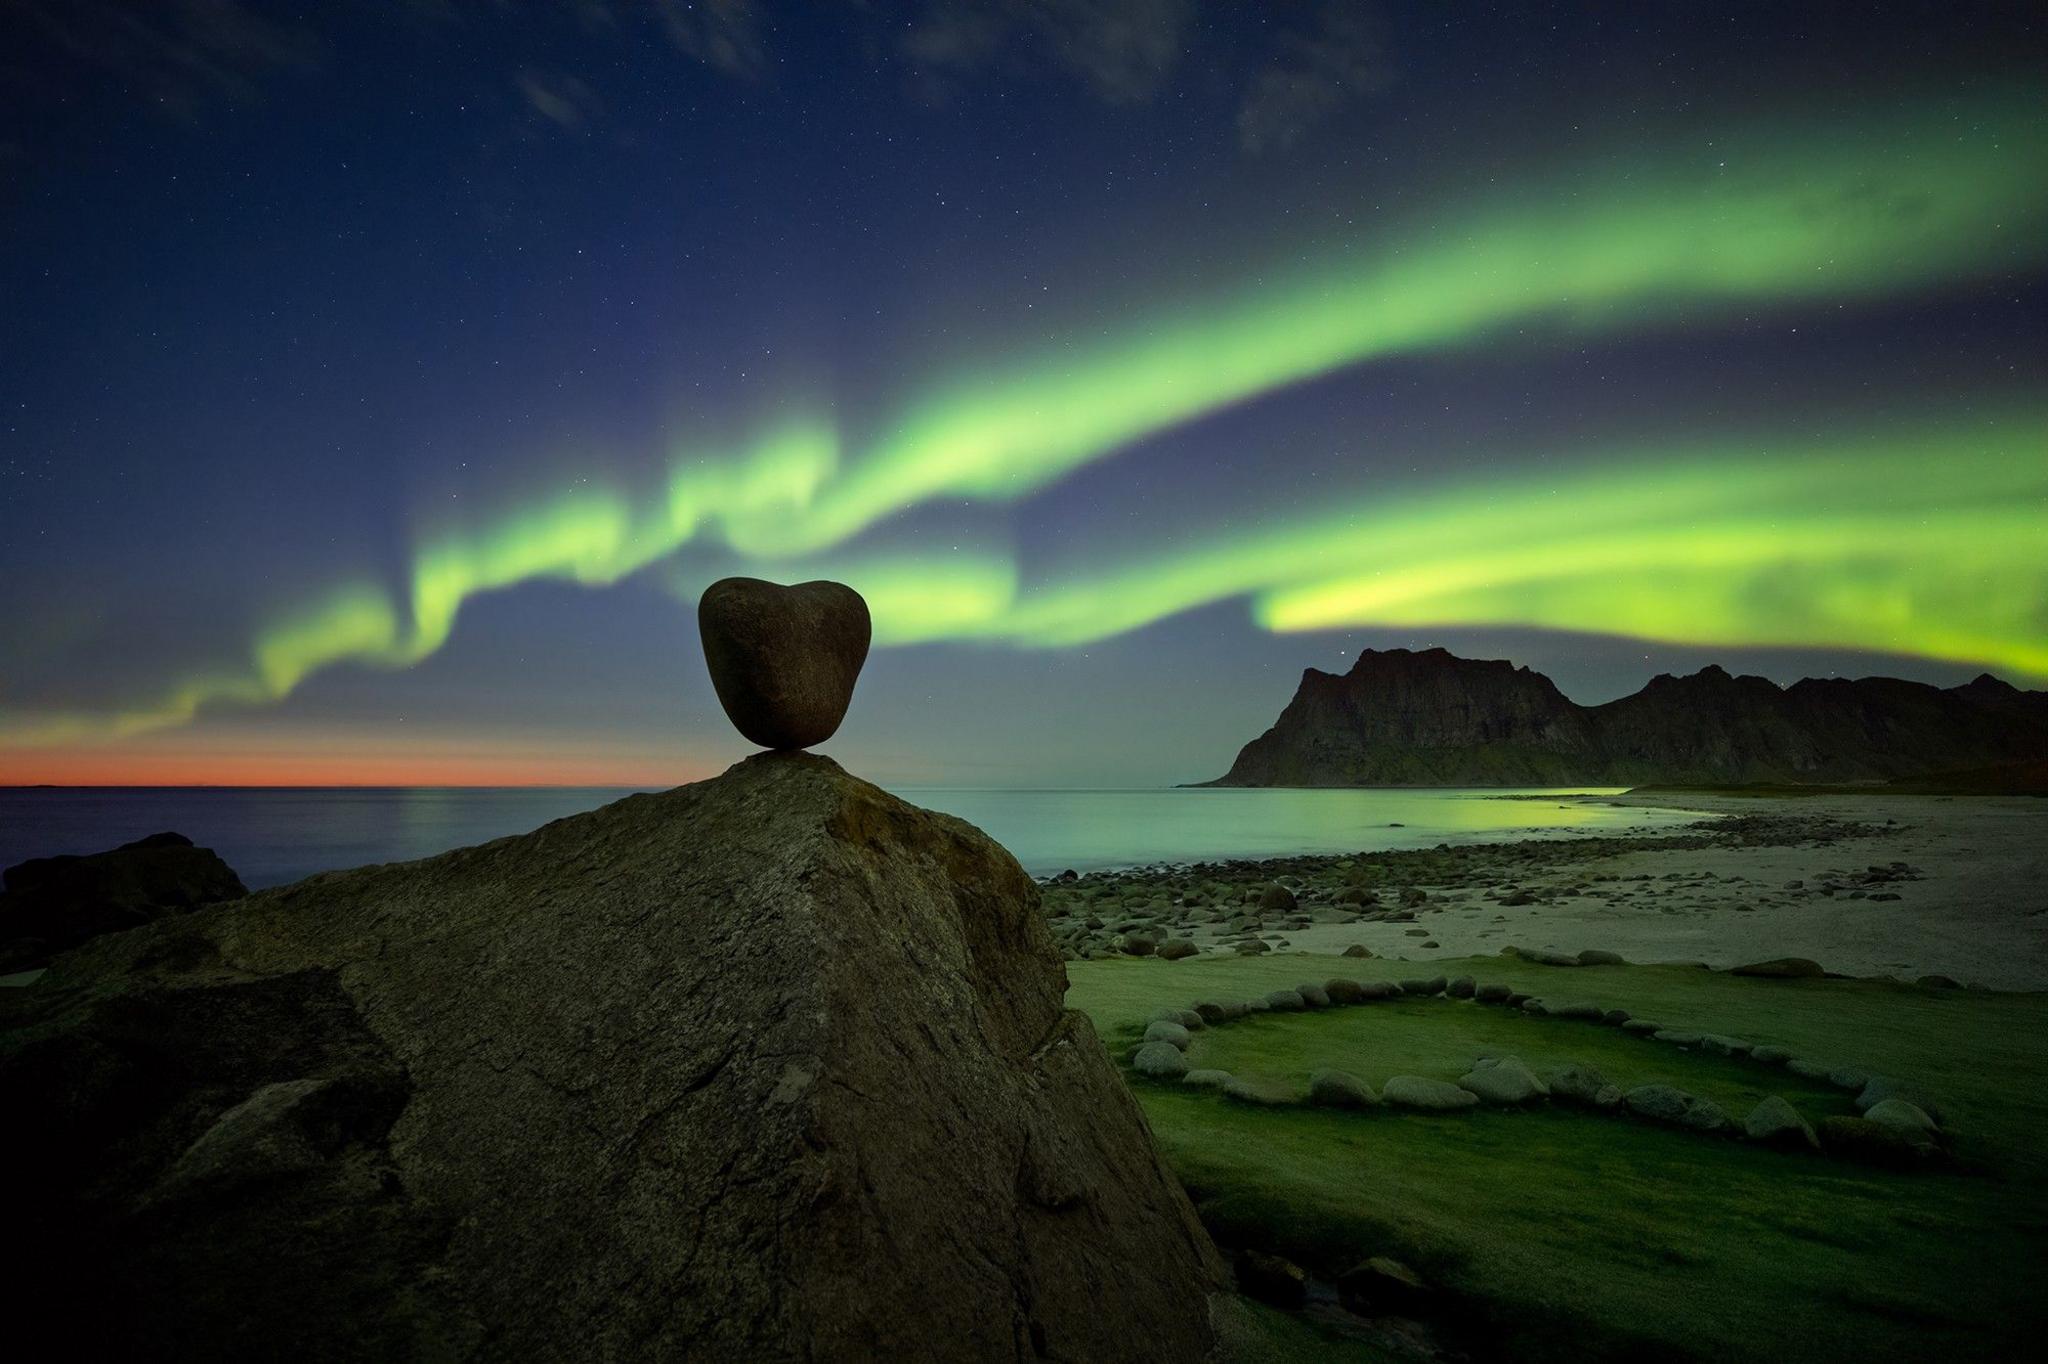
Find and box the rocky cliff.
[2,753,1221,1361]
[1202,648,2048,787]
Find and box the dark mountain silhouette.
[1200,648,2048,787]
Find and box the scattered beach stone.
[1653,1030,1702,1046]
[1625,1085,1733,1133]
[1786,1059,1835,1082]
[1503,992,1530,1009]
[1308,1069,1379,1109]
[1745,1096,1819,1150]
[1750,1045,1792,1066]
[1355,980,1398,1001]
[697,577,872,749]
[1520,999,1548,1016]
[1235,940,1270,956]
[1828,1066,1873,1091]
[1382,1076,1480,1111]
[1258,883,1297,914]
[1182,1069,1235,1091]
[1446,976,1475,999]
[1335,1256,1429,1316]
[1341,944,1374,958]
[1132,1042,1190,1079]
[1156,938,1199,961]
[1191,1001,1230,1025]
[1601,1009,1630,1026]
[1547,1001,1603,1021]
[1262,989,1306,1012]
[1294,982,1332,1009]
[1398,977,1443,996]
[1143,1021,1191,1050]
[1730,957,1825,979]
[1701,1035,1752,1057]
[1235,1250,1308,1310]
[1475,984,1511,1004]
[0,831,249,972]
[1116,931,1159,957]
[1915,974,1962,989]
[1458,1056,1548,1104]
[1577,949,1625,966]
[1620,1019,1663,1035]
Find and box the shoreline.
[1039,792,2048,992]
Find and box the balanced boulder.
[697,577,871,749]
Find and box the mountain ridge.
[1199,648,2048,787]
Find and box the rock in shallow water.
[1,831,246,971]
[698,577,871,749]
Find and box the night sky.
[2,2,2043,787]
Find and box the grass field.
[1067,952,2048,1363]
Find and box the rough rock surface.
[1199,647,2048,785]
[1624,1084,1734,1134]
[698,576,872,749]
[1457,1056,1548,1105]
[1382,1076,1480,1111]
[1,831,246,970]
[2,753,1220,1362]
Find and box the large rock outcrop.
[1201,648,2048,787]
[1,830,246,971]
[2,754,1221,1361]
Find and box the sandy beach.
[1048,793,2048,992]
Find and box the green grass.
[1069,952,2048,1363]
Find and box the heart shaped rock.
[698,577,871,750]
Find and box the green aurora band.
[8,90,2047,744]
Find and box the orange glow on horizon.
[0,730,725,788]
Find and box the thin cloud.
[1238,1,1395,155]
[517,69,602,128]
[902,0,1191,105]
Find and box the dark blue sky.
[2,2,2043,785]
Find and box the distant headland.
[1197,648,2048,789]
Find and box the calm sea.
[0,786,1705,890]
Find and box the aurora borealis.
[3,3,2044,785]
